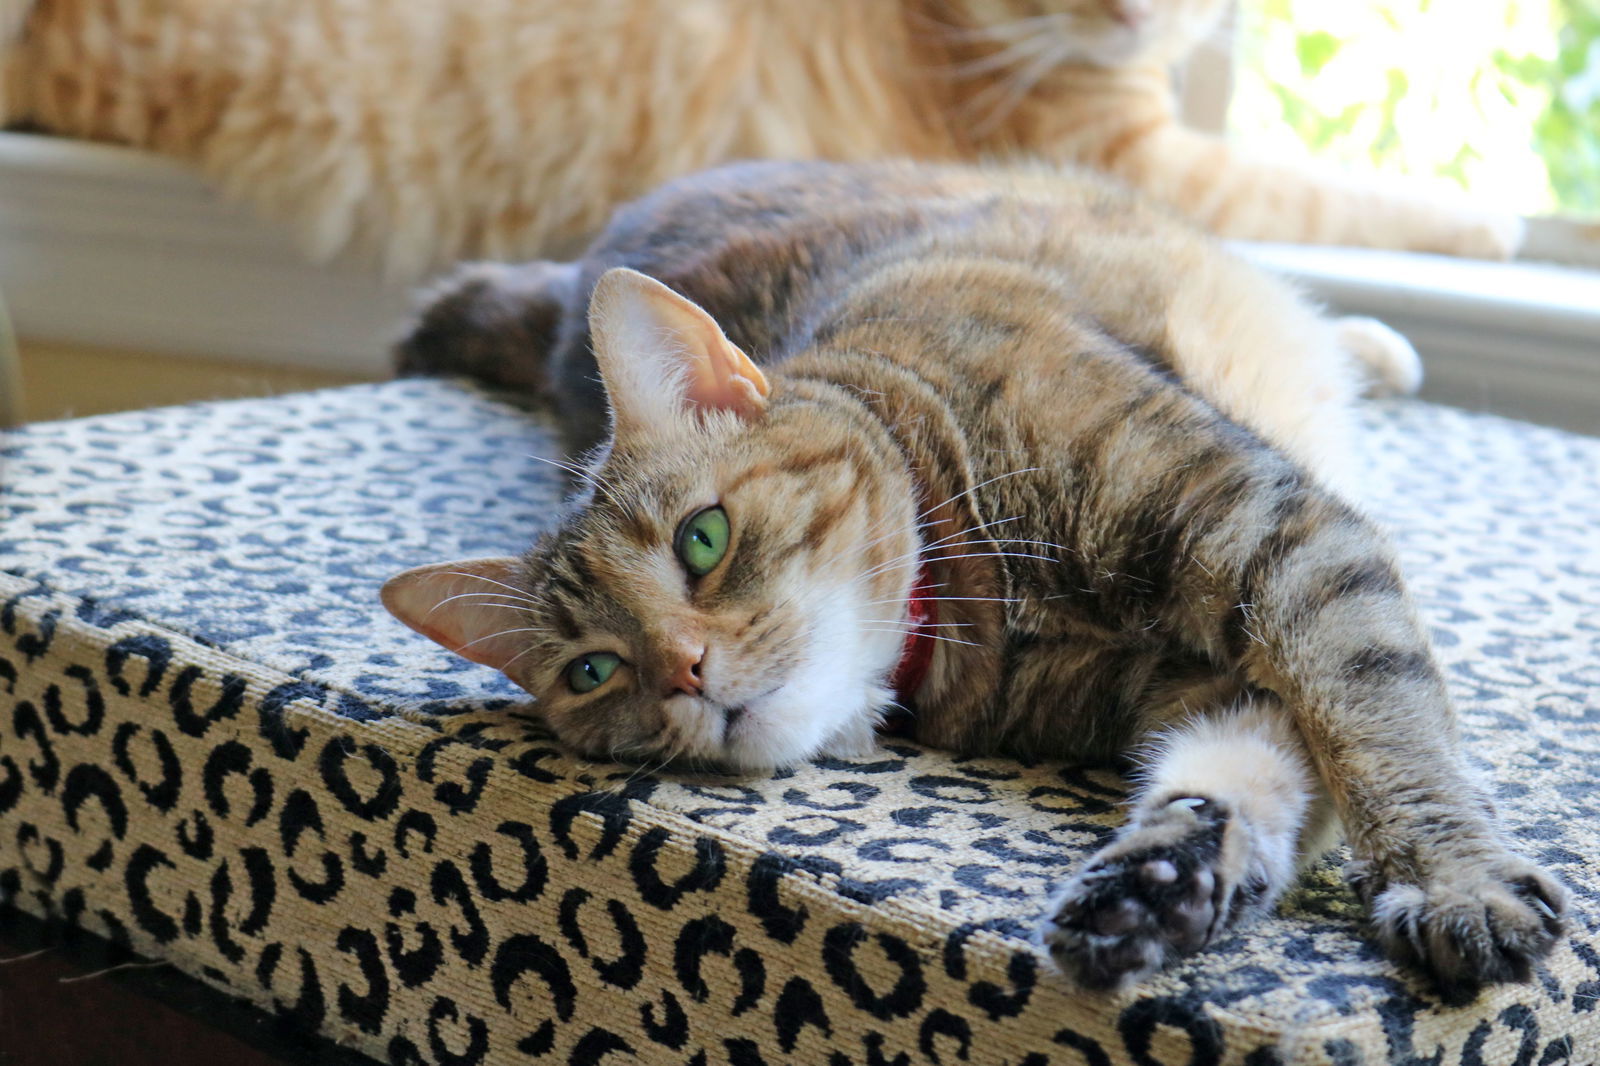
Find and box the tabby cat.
[381,161,1565,995]
[1,0,1518,278]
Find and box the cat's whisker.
[856,527,990,584]
[940,32,1058,80]
[858,509,1027,575]
[443,571,538,601]
[424,590,538,618]
[435,600,543,616]
[529,454,638,520]
[616,743,674,791]
[857,512,944,555]
[858,594,1021,607]
[530,454,615,502]
[857,545,1057,582]
[850,474,1043,581]
[529,452,599,485]
[921,12,1065,46]
[452,626,548,652]
[915,514,1027,551]
[913,467,1041,524]
[923,547,1057,563]
[925,535,1071,557]
[968,40,1068,136]
[858,628,982,648]
[496,641,547,675]
[853,516,1038,591]
[860,620,976,631]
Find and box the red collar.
[887,562,938,707]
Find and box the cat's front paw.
[1357,854,1568,1002]
[1042,796,1258,989]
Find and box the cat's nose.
[666,643,706,697]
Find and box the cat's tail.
[395,260,579,393]
[1335,316,1423,397]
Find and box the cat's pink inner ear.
[380,558,533,679]
[591,267,769,424]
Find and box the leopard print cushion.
[1,380,1596,1066]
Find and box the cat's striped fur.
[384,161,1566,996]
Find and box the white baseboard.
[2,131,1595,435]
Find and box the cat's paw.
[1356,854,1568,1002]
[1042,796,1259,989]
[1336,316,1422,396]
[1420,208,1525,260]
[395,259,577,389]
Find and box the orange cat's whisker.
[966,42,1070,136]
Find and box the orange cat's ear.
[381,558,537,688]
[588,267,769,438]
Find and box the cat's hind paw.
[1336,316,1423,397]
[1042,796,1252,989]
[1361,855,1568,1003]
[395,259,578,390]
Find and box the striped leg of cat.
[1206,467,1570,1000]
[1042,702,1324,989]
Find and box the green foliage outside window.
[1231,0,1600,218]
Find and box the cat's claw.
[1042,796,1241,989]
[1355,854,1568,1003]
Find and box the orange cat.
[1,0,1519,279]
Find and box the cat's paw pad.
[1368,857,1568,1002]
[1042,796,1238,989]
[1336,316,1422,396]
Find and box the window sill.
[1238,243,1600,436]
[0,131,407,376]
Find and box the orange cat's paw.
[1434,209,1525,260]
[1359,855,1567,1002]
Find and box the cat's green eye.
[566,652,622,694]
[676,506,730,577]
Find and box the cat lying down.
[381,161,1566,996]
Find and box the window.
[1231,0,1600,224]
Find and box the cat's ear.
[381,558,535,686]
[588,267,769,437]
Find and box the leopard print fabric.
[1,380,1596,1065]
